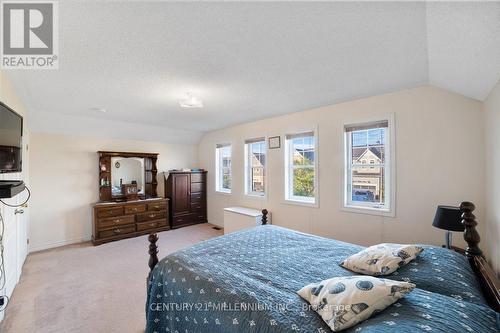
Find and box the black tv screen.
[0,102,23,173]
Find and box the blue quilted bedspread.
[146,225,499,332]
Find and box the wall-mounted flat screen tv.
[0,102,23,173]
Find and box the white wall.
[0,71,29,321]
[199,86,486,253]
[28,133,198,252]
[484,80,500,276]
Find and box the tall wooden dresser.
[165,171,207,229]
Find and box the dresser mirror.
[111,157,145,197]
[98,151,159,202]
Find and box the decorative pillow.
[297,276,415,332]
[340,243,424,276]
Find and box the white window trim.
[283,128,319,208]
[341,114,396,217]
[244,137,267,199]
[215,143,232,194]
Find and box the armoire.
[164,171,207,228]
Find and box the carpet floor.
[0,223,223,333]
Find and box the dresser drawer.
[136,219,168,232]
[96,206,124,218]
[172,214,194,227]
[98,215,135,230]
[124,204,146,215]
[191,173,205,183]
[193,212,207,223]
[137,210,166,222]
[190,193,204,203]
[98,225,135,238]
[191,182,203,193]
[147,202,167,211]
[190,202,204,211]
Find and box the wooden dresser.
[92,198,170,245]
[165,171,207,229]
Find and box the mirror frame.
[98,151,159,202]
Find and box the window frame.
[244,137,267,198]
[342,115,395,217]
[284,130,319,207]
[215,143,232,194]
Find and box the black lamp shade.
[432,205,465,232]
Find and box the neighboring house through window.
[285,131,317,205]
[344,119,394,215]
[244,138,266,197]
[215,143,231,193]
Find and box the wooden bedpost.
[148,233,159,272]
[460,201,482,258]
[261,209,268,225]
[460,201,500,312]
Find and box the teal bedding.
[146,225,499,332]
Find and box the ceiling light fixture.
[91,107,107,113]
[179,93,203,108]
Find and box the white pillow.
[297,276,415,332]
[340,243,424,276]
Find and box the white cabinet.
[223,207,270,234]
[0,172,28,322]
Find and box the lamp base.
[445,231,453,249]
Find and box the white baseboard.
[209,219,223,228]
[29,237,91,253]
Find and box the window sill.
[245,193,267,200]
[282,199,318,208]
[215,190,231,196]
[341,205,395,218]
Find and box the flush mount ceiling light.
[90,107,107,113]
[179,93,203,108]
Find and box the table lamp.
[432,205,465,249]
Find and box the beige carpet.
[0,223,223,333]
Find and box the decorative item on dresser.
[92,198,169,245]
[164,170,207,229]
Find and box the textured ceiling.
[5,1,500,144]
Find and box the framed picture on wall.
[268,136,281,149]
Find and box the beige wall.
[199,86,486,253]
[484,80,500,276]
[28,133,198,251]
[0,71,29,322]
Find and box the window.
[285,132,317,205]
[215,143,231,193]
[344,119,393,214]
[244,138,266,197]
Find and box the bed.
[145,202,500,332]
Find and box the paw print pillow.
[340,244,424,276]
[297,276,415,332]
